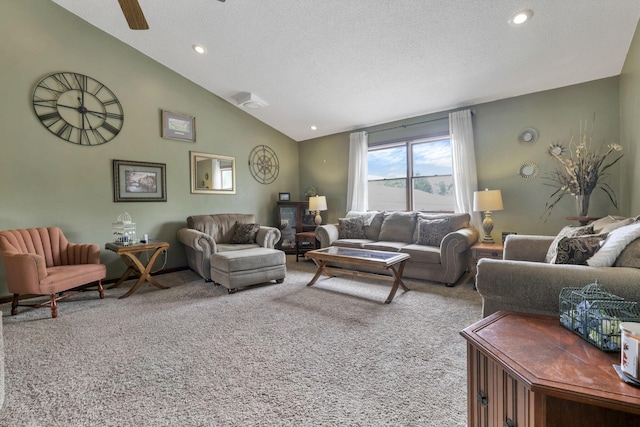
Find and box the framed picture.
[113,159,167,202]
[162,110,196,142]
[279,192,291,201]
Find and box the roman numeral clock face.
[32,72,124,145]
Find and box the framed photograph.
[162,110,196,142]
[113,160,167,202]
[279,192,291,201]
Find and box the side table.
[461,311,640,427]
[470,242,503,283]
[295,231,318,262]
[105,240,169,298]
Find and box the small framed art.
[279,192,291,201]
[162,110,196,142]
[113,159,167,202]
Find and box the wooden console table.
[105,240,169,299]
[461,311,640,427]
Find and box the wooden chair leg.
[50,294,58,318]
[98,279,104,299]
[11,294,18,315]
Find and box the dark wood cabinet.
[276,201,315,254]
[461,311,640,427]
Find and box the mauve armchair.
[0,227,106,318]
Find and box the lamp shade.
[309,195,327,212]
[473,189,504,212]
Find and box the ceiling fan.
[118,0,226,30]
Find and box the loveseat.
[315,211,479,286]
[177,214,282,281]
[476,215,640,318]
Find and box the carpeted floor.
[0,257,482,426]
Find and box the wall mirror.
[190,151,236,194]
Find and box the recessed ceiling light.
[310,125,317,131]
[192,44,207,54]
[509,9,533,26]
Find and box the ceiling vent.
[233,92,269,109]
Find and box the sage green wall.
[621,19,640,215]
[299,77,626,238]
[0,1,298,296]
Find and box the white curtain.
[449,109,482,231]
[346,131,368,212]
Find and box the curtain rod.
[361,110,473,135]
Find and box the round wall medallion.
[248,145,279,184]
[518,128,538,145]
[519,161,539,180]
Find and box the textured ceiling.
[51,0,640,141]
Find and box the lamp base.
[482,212,495,244]
[314,213,322,226]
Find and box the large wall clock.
[248,145,279,184]
[32,72,124,146]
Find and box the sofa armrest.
[1,251,47,294]
[503,235,553,262]
[65,243,101,264]
[315,224,339,248]
[441,226,478,253]
[256,226,281,248]
[177,228,217,254]
[476,258,640,318]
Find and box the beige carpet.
[0,257,482,426]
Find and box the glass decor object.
[112,212,137,244]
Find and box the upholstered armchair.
[0,227,106,318]
[177,214,281,280]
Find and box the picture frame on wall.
[279,192,291,201]
[113,159,167,202]
[161,110,196,142]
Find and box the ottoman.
[210,248,286,293]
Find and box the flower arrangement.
[542,114,623,219]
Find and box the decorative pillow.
[544,224,594,263]
[416,218,451,247]
[412,213,470,243]
[378,211,417,243]
[615,237,640,268]
[229,222,260,244]
[587,222,640,267]
[599,217,635,234]
[554,234,607,265]
[338,217,366,239]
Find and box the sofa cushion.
[415,217,451,246]
[544,224,594,263]
[587,222,640,267]
[399,244,441,264]
[229,222,260,244]
[615,238,640,268]
[364,212,385,240]
[338,217,366,239]
[378,211,417,243]
[412,213,470,242]
[554,234,606,265]
[362,241,407,252]
[591,215,630,234]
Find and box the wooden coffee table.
[304,246,410,303]
[105,240,169,298]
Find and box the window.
[367,137,453,212]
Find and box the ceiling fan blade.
[118,0,149,30]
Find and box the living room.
[2,1,640,424]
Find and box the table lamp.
[473,189,504,243]
[308,195,327,225]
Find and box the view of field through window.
[367,138,454,212]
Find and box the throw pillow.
[587,222,640,267]
[416,218,451,247]
[338,217,366,239]
[544,224,594,263]
[378,211,417,243]
[229,222,260,244]
[554,234,606,265]
[615,237,640,268]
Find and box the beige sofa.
[476,215,640,318]
[177,214,282,281]
[315,211,479,286]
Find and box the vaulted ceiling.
[52,0,640,141]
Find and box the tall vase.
[576,194,590,217]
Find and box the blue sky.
[368,139,452,180]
